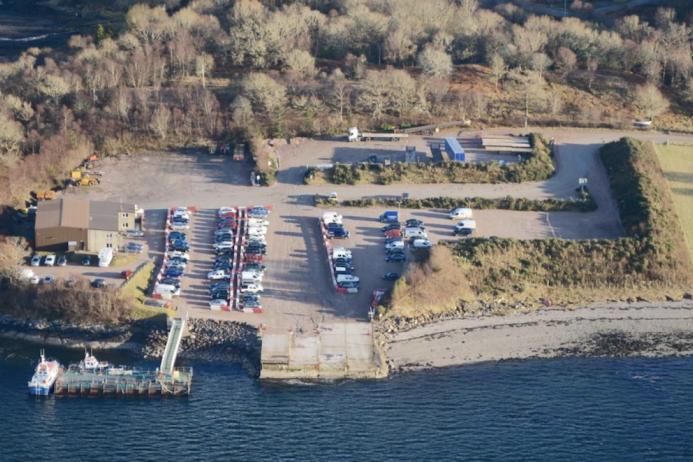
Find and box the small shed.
[444,137,465,162]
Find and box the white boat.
[27,350,61,396]
[78,350,110,370]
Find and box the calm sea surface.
[1,340,692,461]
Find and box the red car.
[384,229,402,239]
[120,270,133,280]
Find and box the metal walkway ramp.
[160,317,186,375]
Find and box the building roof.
[36,198,136,231]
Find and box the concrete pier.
[259,322,386,380]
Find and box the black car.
[246,246,267,255]
[169,257,187,267]
[386,253,406,262]
[216,249,234,257]
[405,219,424,228]
[91,278,107,288]
[383,272,401,280]
[381,222,401,232]
[210,290,230,300]
[170,240,189,252]
[209,282,231,292]
[214,263,232,271]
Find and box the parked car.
[411,238,433,249]
[126,229,145,238]
[243,263,266,273]
[383,272,400,280]
[56,255,67,267]
[240,282,264,294]
[168,257,188,268]
[208,270,230,280]
[385,240,404,251]
[160,277,181,288]
[170,240,189,252]
[81,256,92,266]
[248,206,270,218]
[30,254,42,266]
[168,232,187,242]
[379,210,399,223]
[247,219,269,227]
[405,219,424,228]
[385,252,406,262]
[38,275,55,285]
[210,290,230,301]
[169,251,189,261]
[384,229,402,239]
[91,278,107,288]
[448,207,473,220]
[126,242,144,253]
[29,275,40,285]
[121,270,133,280]
[43,254,56,266]
[403,227,427,240]
[213,241,234,251]
[209,299,228,310]
[164,266,184,278]
[241,270,263,283]
[209,281,231,292]
[453,219,477,236]
[381,222,401,233]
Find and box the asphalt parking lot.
[59,128,665,329]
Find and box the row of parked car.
[153,207,192,298]
[321,212,359,292]
[378,211,433,263]
[207,206,269,311]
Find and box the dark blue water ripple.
[1,345,692,462]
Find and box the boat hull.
[28,385,52,396]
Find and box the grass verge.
[385,138,693,320]
[655,144,693,258]
[120,261,172,320]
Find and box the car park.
[30,254,42,266]
[449,207,473,220]
[453,219,477,236]
[43,254,56,266]
[412,238,433,249]
[383,272,400,280]
[56,255,67,267]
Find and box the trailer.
[444,137,465,162]
[348,127,408,142]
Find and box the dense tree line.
[0,0,690,205]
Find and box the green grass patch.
[119,261,172,320]
[305,133,555,185]
[656,144,693,258]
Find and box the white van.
[453,219,477,236]
[448,207,473,220]
[98,247,113,267]
[403,227,427,240]
[154,283,181,297]
[332,247,352,260]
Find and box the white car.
[43,254,56,266]
[247,218,269,227]
[29,275,40,285]
[126,229,145,238]
[412,238,433,249]
[213,241,234,250]
[169,251,189,261]
[322,211,342,225]
[385,240,404,250]
[247,226,268,234]
[448,207,473,220]
[332,247,352,260]
[453,219,477,236]
[209,299,228,310]
[30,254,42,266]
[241,270,263,283]
[217,207,236,217]
[240,283,264,294]
[207,270,230,280]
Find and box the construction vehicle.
[347,127,408,142]
[79,176,100,186]
[35,190,56,201]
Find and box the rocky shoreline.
[141,319,261,376]
[0,315,261,373]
